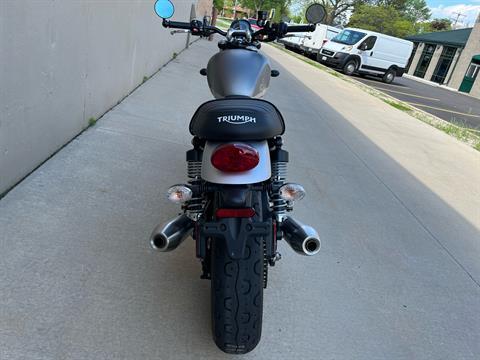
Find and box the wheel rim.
[387,73,394,81]
[347,64,355,73]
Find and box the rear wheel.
[210,194,265,354]
[382,68,396,84]
[211,235,264,354]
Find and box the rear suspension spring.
[271,161,288,222]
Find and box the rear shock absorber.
[270,137,289,223]
[185,138,204,221]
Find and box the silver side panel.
[201,141,271,184]
[207,49,271,98]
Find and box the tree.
[240,0,292,21]
[361,0,430,22]
[403,0,431,22]
[348,5,416,37]
[211,0,224,26]
[297,0,361,25]
[240,0,272,13]
[291,14,303,23]
[429,18,452,31]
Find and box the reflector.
[216,208,256,218]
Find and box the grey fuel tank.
[207,49,271,99]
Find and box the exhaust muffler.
[150,214,194,252]
[280,216,321,256]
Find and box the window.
[406,42,419,72]
[431,47,457,84]
[466,63,480,79]
[414,43,436,78]
[359,36,377,50]
[331,30,366,45]
[326,29,340,40]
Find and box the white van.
[279,24,309,52]
[283,33,307,52]
[318,28,413,83]
[300,24,341,59]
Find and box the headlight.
[342,45,353,51]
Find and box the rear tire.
[211,234,264,354]
[382,68,396,84]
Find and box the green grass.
[216,17,233,30]
[439,123,475,141]
[142,76,148,83]
[382,99,412,112]
[88,117,96,127]
[172,52,178,59]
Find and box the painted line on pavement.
[407,102,480,118]
[377,88,440,101]
[358,77,407,88]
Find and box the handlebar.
[164,20,191,30]
[162,18,315,43]
[286,24,316,33]
[162,19,227,37]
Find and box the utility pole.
[451,12,466,28]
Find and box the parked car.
[300,24,341,59]
[247,18,263,31]
[317,28,413,83]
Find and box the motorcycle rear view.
[151,0,325,354]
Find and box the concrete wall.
[449,14,480,92]
[0,0,211,195]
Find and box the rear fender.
[202,141,271,184]
[200,189,272,259]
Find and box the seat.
[189,98,285,141]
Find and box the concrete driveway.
[1,39,479,360]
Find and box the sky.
[291,1,479,28]
[428,0,480,27]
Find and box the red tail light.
[211,143,259,172]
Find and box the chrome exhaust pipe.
[150,214,194,252]
[280,216,321,256]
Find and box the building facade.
[406,14,480,98]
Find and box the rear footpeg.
[150,214,194,252]
[280,216,321,256]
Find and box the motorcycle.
[152,0,326,354]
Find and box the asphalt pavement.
[354,74,480,131]
[1,39,479,360]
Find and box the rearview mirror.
[154,0,175,19]
[305,3,326,24]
